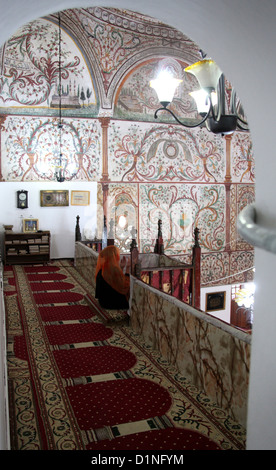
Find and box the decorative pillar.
[224,134,233,184]
[99,117,111,243]
[99,117,110,182]
[192,227,201,309]
[224,134,232,253]
[0,116,7,181]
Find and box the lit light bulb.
[118,215,127,228]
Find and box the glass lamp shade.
[189,89,210,114]
[150,70,182,104]
[185,60,222,91]
[190,89,218,114]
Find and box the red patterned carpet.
[3,261,246,451]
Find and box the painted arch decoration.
[0,18,97,116]
[109,120,225,183]
[0,6,255,287]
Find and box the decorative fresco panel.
[231,132,254,183]
[1,115,102,181]
[230,250,254,283]
[107,183,138,252]
[0,6,255,287]
[139,183,226,255]
[114,58,200,122]
[0,18,97,116]
[201,252,230,287]
[109,120,225,183]
[72,7,200,107]
[230,183,255,251]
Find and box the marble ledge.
[130,278,251,427]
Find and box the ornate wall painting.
[1,115,102,181]
[109,120,225,183]
[231,132,255,183]
[230,250,254,283]
[230,184,255,251]
[107,183,138,253]
[73,7,201,110]
[0,5,255,289]
[201,252,230,287]
[113,58,201,123]
[0,18,98,117]
[139,183,226,255]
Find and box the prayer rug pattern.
[4,261,247,450]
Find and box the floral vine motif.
[1,20,82,106]
[112,124,223,183]
[141,184,225,254]
[4,117,100,181]
[82,21,140,92]
[233,133,254,182]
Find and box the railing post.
[75,215,81,241]
[192,227,201,309]
[154,218,164,254]
[130,238,140,277]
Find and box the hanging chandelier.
[150,58,249,135]
[55,12,76,182]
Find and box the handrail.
[141,265,193,272]
[237,203,276,254]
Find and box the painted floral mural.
[0,18,95,113]
[0,6,255,285]
[2,115,101,181]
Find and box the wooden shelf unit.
[4,231,50,265]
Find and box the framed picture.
[40,190,69,207]
[71,190,90,206]
[23,218,39,233]
[206,291,226,312]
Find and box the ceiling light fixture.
[150,58,249,135]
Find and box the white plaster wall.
[200,285,231,324]
[0,181,97,259]
[1,0,276,450]
[0,267,10,450]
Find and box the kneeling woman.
[95,245,130,309]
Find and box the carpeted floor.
[3,260,247,451]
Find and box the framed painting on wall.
[23,218,39,233]
[40,190,69,207]
[71,191,90,206]
[206,291,226,312]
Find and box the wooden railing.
[129,222,201,309]
[139,263,193,305]
[76,216,201,309]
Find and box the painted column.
[0,116,6,181]
[99,117,111,242]
[100,117,110,182]
[224,134,232,257]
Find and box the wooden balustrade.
[139,265,193,304]
[76,216,201,309]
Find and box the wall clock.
[17,190,28,209]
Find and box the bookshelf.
[4,231,50,265]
